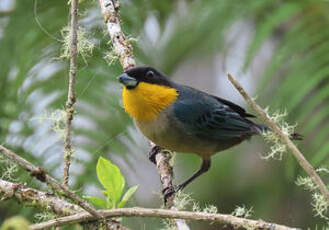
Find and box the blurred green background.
[1,0,329,229]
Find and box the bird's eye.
[146,70,154,78]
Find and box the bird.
[117,66,302,197]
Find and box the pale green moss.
[104,49,119,65]
[58,26,94,61]
[312,193,329,220]
[203,205,218,214]
[296,176,318,191]
[261,109,297,160]
[0,155,18,181]
[232,205,253,218]
[173,191,192,211]
[296,171,329,220]
[34,211,56,222]
[33,109,66,138]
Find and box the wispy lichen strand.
[59,26,94,61]
[0,155,18,181]
[232,205,253,218]
[261,109,297,160]
[33,109,66,138]
[296,170,329,220]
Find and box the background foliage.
[1,0,329,229]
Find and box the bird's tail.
[254,124,303,141]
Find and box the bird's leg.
[163,158,211,200]
[148,145,163,164]
[176,158,211,191]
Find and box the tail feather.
[289,132,303,140]
[254,124,303,141]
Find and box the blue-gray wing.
[173,87,257,141]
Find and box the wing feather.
[173,86,256,141]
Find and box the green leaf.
[118,185,138,208]
[96,157,125,203]
[102,190,109,197]
[84,196,107,208]
[102,190,114,209]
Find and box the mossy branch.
[0,145,103,220]
[29,207,301,230]
[0,179,129,230]
[63,0,78,187]
[227,73,329,204]
[0,179,83,216]
[98,0,135,71]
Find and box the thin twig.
[0,145,103,219]
[227,73,329,204]
[0,179,83,215]
[63,0,79,187]
[29,207,300,230]
[97,0,189,228]
[33,0,62,42]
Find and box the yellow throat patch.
[122,82,178,121]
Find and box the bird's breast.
[122,83,178,121]
[135,108,173,147]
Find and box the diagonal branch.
[29,207,301,230]
[0,145,103,219]
[0,179,129,230]
[0,179,83,216]
[98,0,135,71]
[99,0,189,229]
[227,73,329,204]
[63,0,79,187]
[97,0,189,228]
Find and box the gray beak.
[117,73,138,88]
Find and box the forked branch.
[0,145,103,220]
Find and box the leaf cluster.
[85,157,138,209]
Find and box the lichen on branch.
[261,109,298,160]
[59,26,94,61]
[227,72,329,207]
[0,179,83,216]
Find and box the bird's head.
[117,66,178,121]
[118,66,172,89]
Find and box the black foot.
[148,145,162,164]
[162,186,176,203]
[162,184,185,204]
